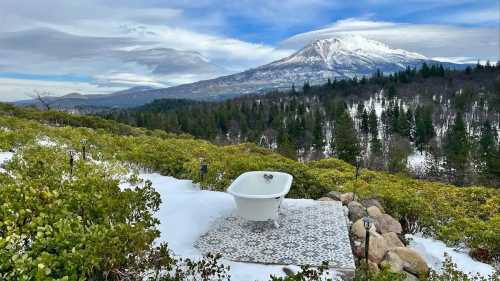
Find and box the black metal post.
[363,215,372,280]
[365,229,370,265]
[81,139,87,161]
[200,163,208,181]
[355,156,362,181]
[69,151,75,176]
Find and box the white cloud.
[0,78,126,102]
[0,12,292,101]
[438,6,499,25]
[280,18,499,61]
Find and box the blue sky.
[0,0,498,101]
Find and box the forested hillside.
[101,63,500,187]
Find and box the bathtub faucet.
[263,174,274,182]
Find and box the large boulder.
[348,201,365,221]
[383,247,429,276]
[340,192,355,205]
[361,198,384,212]
[380,250,404,272]
[375,214,402,234]
[326,191,342,201]
[367,206,383,218]
[351,219,376,239]
[358,231,389,264]
[382,232,405,249]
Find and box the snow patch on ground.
[0,151,14,173]
[36,136,58,147]
[120,172,341,280]
[407,150,429,174]
[406,234,495,278]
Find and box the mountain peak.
[278,35,428,69]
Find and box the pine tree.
[444,112,469,185]
[302,81,311,93]
[368,108,378,137]
[277,125,296,159]
[420,62,430,78]
[405,109,415,141]
[312,109,325,150]
[360,109,369,135]
[478,120,500,184]
[333,104,360,164]
[387,84,397,99]
[414,106,434,151]
[368,135,384,170]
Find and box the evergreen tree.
[277,125,296,159]
[302,81,311,93]
[312,109,325,150]
[387,135,410,174]
[478,120,500,184]
[360,109,369,135]
[414,106,435,151]
[368,108,378,137]
[444,112,470,185]
[387,84,397,99]
[333,104,360,164]
[405,109,415,141]
[368,135,384,170]
[420,62,430,78]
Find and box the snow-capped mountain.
[258,35,429,80]
[17,35,463,108]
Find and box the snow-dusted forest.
[102,64,500,187]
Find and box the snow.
[0,151,14,173]
[120,172,342,280]
[275,35,427,70]
[36,136,58,147]
[407,150,431,175]
[406,234,496,278]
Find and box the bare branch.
[28,90,54,111]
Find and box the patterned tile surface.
[194,201,355,270]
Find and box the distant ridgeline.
[100,63,500,188]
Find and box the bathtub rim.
[227,171,293,199]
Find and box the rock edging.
[320,192,429,280]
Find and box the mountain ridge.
[17,35,465,108]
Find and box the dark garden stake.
[69,149,76,176]
[355,155,362,180]
[81,139,88,160]
[363,215,373,279]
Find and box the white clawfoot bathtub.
[227,171,293,227]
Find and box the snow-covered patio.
[121,172,353,280]
[194,201,355,275]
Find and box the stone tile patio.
[194,201,355,276]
